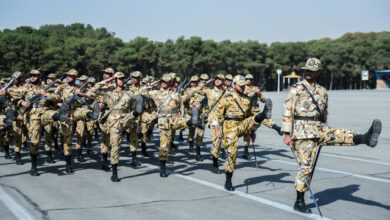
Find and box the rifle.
[156,77,188,114]
[250,76,271,103]
[17,76,64,115]
[64,78,90,106]
[1,75,21,91]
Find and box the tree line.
[0,23,389,90]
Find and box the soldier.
[148,74,201,177]
[183,76,200,153]
[213,75,272,191]
[98,72,142,182]
[282,58,382,213]
[74,75,90,162]
[17,69,65,176]
[46,69,100,173]
[224,74,233,91]
[85,77,97,154]
[0,83,14,158]
[241,73,283,160]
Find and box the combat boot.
[195,146,203,161]
[224,172,234,191]
[101,153,109,170]
[30,154,39,176]
[51,112,60,121]
[131,151,141,167]
[141,142,148,157]
[169,143,176,155]
[65,155,73,174]
[243,146,250,160]
[77,148,86,162]
[45,151,55,164]
[4,145,11,159]
[111,164,120,182]
[86,142,93,155]
[160,160,168,178]
[272,124,284,136]
[4,108,14,128]
[353,119,382,147]
[59,104,67,122]
[179,131,184,141]
[89,102,101,120]
[14,152,23,165]
[255,98,272,123]
[294,191,312,213]
[22,142,29,152]
[189,141,194,153]
[211,157,220,174]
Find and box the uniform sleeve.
[213,96,226,126]
[281,87,297,133]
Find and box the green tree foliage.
[0,23,389,90]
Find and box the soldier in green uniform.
[282,58,382,213]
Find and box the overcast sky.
[0,0,389,43]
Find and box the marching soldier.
[98,72,143,182]
[282,58,382,213]
[46,69,100,173]
[224,74,233,91]
[183,76,200,153]
[213,75,273,191]
[242,74,283,160]
[74,75,90,162]
[85,77,97,154]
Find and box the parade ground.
[0,89,389,220]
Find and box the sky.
[0,0,389,43]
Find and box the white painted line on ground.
[259,143,390,166]
[257,155,390,184]
[0,187,36,220]
[142,164,330,220]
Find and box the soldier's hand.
[21,101,31,108]
[255,87,261,95]
[40,89,47,97]
[0,90,6,96]
[99,103,105,109]
[283,133,292,148]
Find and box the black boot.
[4,108,14,128]
[211,157,220,174]
[30,154,39,176]
[224,172,234,191]
[86,142,93,155]
[179,131,184,141]
[272,124,284,136]
[14,152,23,165]
[195,147,203,161]
[65,155,73,174]
[4,145,11,159]
[51,112,60,121]
[111,164,120,182]
[77,148,86,162]
[294,191,312,213]
[189,141,194,153]
[243,146,250,160]
[353,119,382,147]
[101,153,109,170]
[45,151,55,164]
[53,139,59,151]
[160,160,168,178]
[169,143,176,155]
[22,142,29,152]
[221,149,226,159]
[255,98,272,123]
[131,151,141,167]
[141,142,148,157]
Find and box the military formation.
[0,58,382,214]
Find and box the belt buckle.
[313,116,319,121]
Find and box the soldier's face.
[215,78,223,86]
[88,83,94,88]
[161,81,168,89]
[67,75,75,83]
[225,80,232,86]
[245,79,253,85]
[116,78,124,87]
[132,77,140,85]
[191,82,198,87]
[234,83,245,93]
[79,80,85,87]
[30,75,39,83]
[103,73,111,80]
[304,70,320,81]
[47,79,53,85]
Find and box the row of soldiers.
[0,57,382,214]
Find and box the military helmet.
[103,67,115,74]
[131,71,143,78]
[0,78,8,84]
[30,69,41,75]
[233,75,246,86]
[200,73,209,80]
[161,74,171,83]
[176,77,181,83]
[47,73,57,79]
[190,76,199,82]
[78,75,88,81]
[114,72,126,79]
[301,57,321,71]
[215,74,225,80]
[225,74,233,81]
[13,71,23,78]
[89,77,96,83]
[245,73,254,79]
[66,69,79,76]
